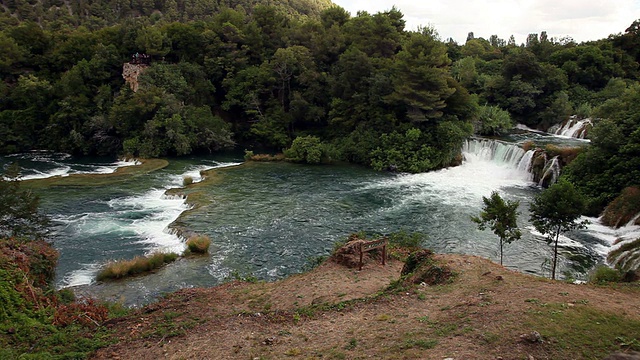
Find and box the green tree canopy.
[529,179,588,280]
[472,191,521,265]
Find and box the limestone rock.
[122,63,148,92]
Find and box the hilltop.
[0,0,334,27]
[92,253,640,360]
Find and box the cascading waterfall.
[462,138,537,181]
[548,117,593,139]
[538,156,560,187]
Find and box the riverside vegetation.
[1,0,640,358]
[1,1,639,216]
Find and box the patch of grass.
[344,338,357,350]
[247,153,286,162]
[183,176,194,186]
[185,234,211,255]
[284,347,302,356]
[400,338,438,350]
[96,252,178,281]
[522,140,536,152]
[525,304,640,357]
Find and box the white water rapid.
[548,117,592,139]
[57,160,242,287]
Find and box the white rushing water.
[548,117,593,139]
[4,152,140,180]
[57,160,242,288]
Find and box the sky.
[330,0,640,44]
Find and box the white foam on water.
[108,188,188,254]
[582,216,640,253]
[61,263,103,288]
[19,166,72,180]
[90,159,140,174]
[170,161,243,186]
[364,141,533,209]
[527,226,586,249]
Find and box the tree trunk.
[500,239,503,265]
[552,227,561,280]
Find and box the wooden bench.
[358,238,387,271]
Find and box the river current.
[1,137,633,306]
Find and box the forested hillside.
[1,3,639,213]
[0,0,333,27]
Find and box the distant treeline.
[0,4,639,213]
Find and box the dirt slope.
[92,254,640,360]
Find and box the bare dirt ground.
[92,254,640,360]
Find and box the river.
[0,136,630,307]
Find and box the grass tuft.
[96,252,178,281]
[183,176,194,186]
[185,234,211,255]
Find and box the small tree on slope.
[472,191,521,265]
[529,179,588,280]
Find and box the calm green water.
[1,141,612,307]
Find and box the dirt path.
[92,254,640,360]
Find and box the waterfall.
[548,117,593,139]
[462,139,533,179]
[462,138,525,166]
[538,156,560,187]
[462,138,559,186]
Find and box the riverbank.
[91,253,640,360]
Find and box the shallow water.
[1,143,615,307]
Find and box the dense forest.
[1,1,639,214]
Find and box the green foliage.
[475,105,513,136]
[529,179,588,279]
[284,135,328,164]
[472,191,521,265]
[589,265,622,284]
[564,83,640,215]
[387,230,425,249]
[370,128,437,173]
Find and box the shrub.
[96,252,178,281]
[244,150,255,161]
[400,249,456,286]
[589,265,622,284]
[284,135,329,164]
[475,105,514,136]
[185,235,211,254]
[183,176,194,186]
[388,231,425,248]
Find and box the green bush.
[475,105,514,136]
[589,265,622,284]
[185,235,211,254]
[284,135,328,164]
[388,231,426,249]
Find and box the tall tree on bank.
[472,191,521,265]
[529,179,588,280]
